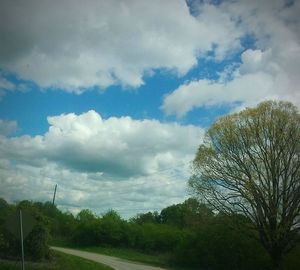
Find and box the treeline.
[0,197,277,269]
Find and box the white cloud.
[162,70,276,117]
[0,76,16,98]
[0,72,31,98]
[39,110,203,176]
[162,0,300,117]
[0,120,17,136]
[0,0,243,92]
[0,111,204,217]
[0,77,15,91]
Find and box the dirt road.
[51,247,169,270]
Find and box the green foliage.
[132,223,185,252]
[72,210,99,246]
[34,201,76,240]
[160,204,184,227]
[18,201,50,260]
[0,251,113,270]
[25,222,50,260]
[190,100,300,269]
[3,196,294,269]
[49,198,274,269]
[130,211,160,224]
[0,199,50,261]
[96,211,125,247]
[173,214,272,270]
[160,198,213,230]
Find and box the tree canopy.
[189,100,300,269]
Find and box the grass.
[80,246,169,267]
[50,239,169,267]
[0,251,114,270]
[51,242,196,270]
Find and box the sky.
[0,0,300,218]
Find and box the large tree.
[189,101,300,270]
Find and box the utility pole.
[52,184,57,205]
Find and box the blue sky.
[0,47,240,136]
[0,0,299,218]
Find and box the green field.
[0,251,113,270]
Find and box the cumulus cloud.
[0,0,242,92]
[0,111,204,217]
[162,0,300,117]
[19,110,203,176]
[162,67,277,117]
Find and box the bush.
[72,220,100,246]
[132,223,185,253]
[19,201,50,261]
[96,218,124,247]
[173,214,272,270]
[0,199,50,261]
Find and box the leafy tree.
[131,211,160,224]
[57,211,76,239]
[73,209,99,246]
[160,198,213,229]
[97,210,125,246]
[189,101,300,269]
[181,198,213,230]
[76,209,96,222]
[133,223,184,252]
[160,204,184,227]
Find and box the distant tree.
[73,209,99,246]
[160,204,184,227]
[181,198,213,229]
[160,198,213,229]
[131,211,160,224]
[189,101,300,270]
[98,210,125,246]
[76,209,96,222]
[102,209,121,221]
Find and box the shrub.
[173,214,272,270]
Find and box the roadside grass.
[80,245,300,270]
[80,246,169,267]
[80,244,300,270]
[50,240,196,270]
[50,239,170,267]
[0,251,113,270]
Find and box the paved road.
[51,247,169,270]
